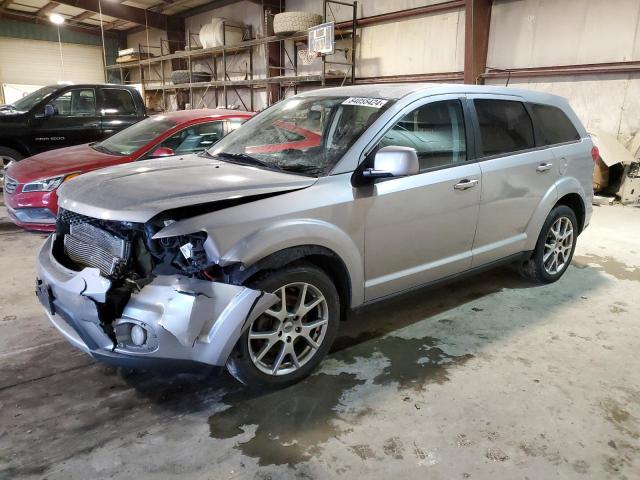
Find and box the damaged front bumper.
[35,236,277,369]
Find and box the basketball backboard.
[308,22,335,55]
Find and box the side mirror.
[150,146,175,157]
[363,146,419,179]
[36,104,55,119]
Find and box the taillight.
[591,145,599,163]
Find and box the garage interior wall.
[0,37,106,86]
[117,0,640,142]
[185,0,267,110]
[486,0,640,144]
[0,18,117,94]
[286,0,465,78]
[126,27,174,110]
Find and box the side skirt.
[350,251,532,316]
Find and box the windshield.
[11,86,59,111]
[96,115,178,155]
[209,95,395,176]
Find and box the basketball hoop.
[298,48,320,66]
[308,22,335,55]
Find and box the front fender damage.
[114,276,278,366]
[38,232,278,367]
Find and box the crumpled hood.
[58,154,317,223]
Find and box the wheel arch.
[524,177,588,251]
[226,244,353,320]
[0,139,31,158]
[215,218,364,308]
[554,192,586,234]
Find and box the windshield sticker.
[342,97,388,108]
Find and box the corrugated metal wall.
[0,37,106,85]
[0,18,118,87]
[0,18,118,63]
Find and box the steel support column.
[464,0,492,84]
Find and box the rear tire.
[226,262,340,388]
[519,205,578,283]
[273,12,323,36]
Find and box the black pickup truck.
[0,84,146,182]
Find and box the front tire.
[520,205,578,283]
[0,147,23,186]
[226,262,340,388]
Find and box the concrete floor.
[0,202,639,480]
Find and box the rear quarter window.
[530,104,580,145]
[474,99,535,156]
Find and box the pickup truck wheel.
[519,205,578,283]
[0,147,23,185]
[226,263,340,388]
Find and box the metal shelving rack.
[104,0,357,111]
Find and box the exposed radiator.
[63,222,130,277]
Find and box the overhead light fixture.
[49,13,65,25]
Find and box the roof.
[300,84,433,100]
[43,83,140,91]
[300,83,570,105]
[149,109,254,123]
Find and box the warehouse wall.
[288,0,640,142]
[125,27,173,111]
[118,0,640,143]
[286,0,464,78]
[0,37,105,86]
[185,0,266,110]
[486,0,640,144]
[0,18,114,90]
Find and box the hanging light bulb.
[49,13,65,25]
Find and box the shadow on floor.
[0,260,610,475]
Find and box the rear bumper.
[36,236,277,369]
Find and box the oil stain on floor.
[208,334,473,466]
[573,254,640,281]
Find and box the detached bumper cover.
[36,236,277,368]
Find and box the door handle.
[453,179,479,190]
[536,163,553,172]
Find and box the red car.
[3,109,252,231]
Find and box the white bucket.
[199,18,243,48]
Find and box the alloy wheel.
[0,155,16,187]
[543,216,574,275]
[247,282,329,376]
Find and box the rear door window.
[101,89,137,116]
[474,99,535,156]
[530,104,580,145]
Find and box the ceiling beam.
[103,18,128,30]
[0,0,14,13]
[0,10,118,37]
[175,0,247,18]
[53,0,168,29]
[71,10,94,21]
[36,1,60,17]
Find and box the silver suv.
[36,84,594,387]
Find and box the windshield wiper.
[277,163,323,176]
[214,152,275,169]
[91,143,118,155]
